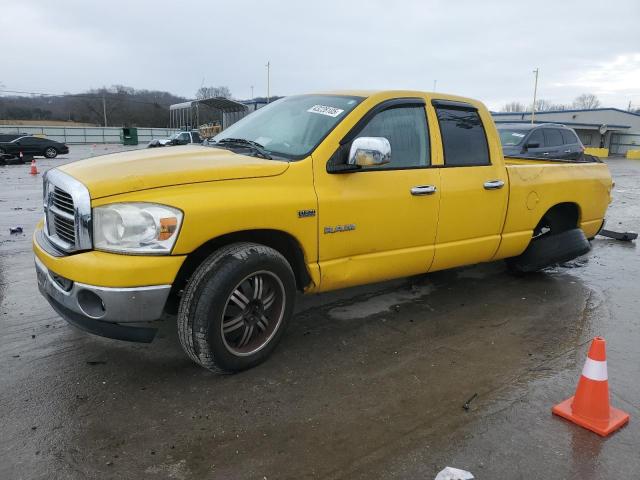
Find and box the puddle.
[328,284,434,320]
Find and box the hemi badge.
[298,209,316,218]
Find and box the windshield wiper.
[213,138,272,160]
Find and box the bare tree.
[572,93,601,109]
[531,99,567,112]
[501,101,525,112]
[195,86,232,100]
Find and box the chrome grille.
[53,213,75,244]
[50,186,76,245]
[52,187,74,215]
[43,169,92,253]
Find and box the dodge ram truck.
[34,90,612,372]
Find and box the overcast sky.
[1,0,639,110]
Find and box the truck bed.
[494,158,612,260]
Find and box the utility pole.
[251,85,254,99]
[433,79,437,92]
[102,94,108,127]
[266,61,270,103]
[531,68,539,125]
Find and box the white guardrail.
[0,125,178,144]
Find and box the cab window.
[355,106,429,169]
[436,107,490,166]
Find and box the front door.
[430,101,508,271]
[314,99,440,291]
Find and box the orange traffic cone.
[29,158,38,175]
[552,337,629,436]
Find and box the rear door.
[430,100,508,271]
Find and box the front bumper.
[35,255,171,343]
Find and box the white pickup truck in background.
[147,130,201,148]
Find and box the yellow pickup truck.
[34,90,612,372]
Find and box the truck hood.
[59,146,290,199]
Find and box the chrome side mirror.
[348,137,391,167]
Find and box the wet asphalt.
[1,146,639,479]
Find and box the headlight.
[93,203,183,254]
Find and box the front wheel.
[177,243,296,373]
[44,147,58,158]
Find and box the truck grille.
[51,187,76,245]
[43,170,92,253]
[52,187,75,215]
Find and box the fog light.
[77,289,106,318]
[51,272,73,292]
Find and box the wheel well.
[166,230,312,313]
[535,203,580,235]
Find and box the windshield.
[498,128,529,146]
[211,94,363,159]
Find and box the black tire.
[44,147,58,158]
[506,228,590,273]
[177,242,296,373]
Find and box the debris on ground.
[435,466,474,480]
[86,360,107,366]
[462,393,478,411]
[9,226,24,234]
[598,229,638,241]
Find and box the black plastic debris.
[598,229,638,242]
[463,393,478,411]
[9,226,23,235]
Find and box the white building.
[492,108,640,155]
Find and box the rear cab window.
[433,101,490,166]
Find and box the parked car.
[0,136,69,158]
[497,123,585,160]
[0,133,28,142]
[34,91,612,373]
[147,131,201,148]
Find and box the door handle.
[542,152,550,155]
[410,185,437,196]
[483,180,505,190]
[564,150,571,153]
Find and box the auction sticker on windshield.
[307,105,345,117]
